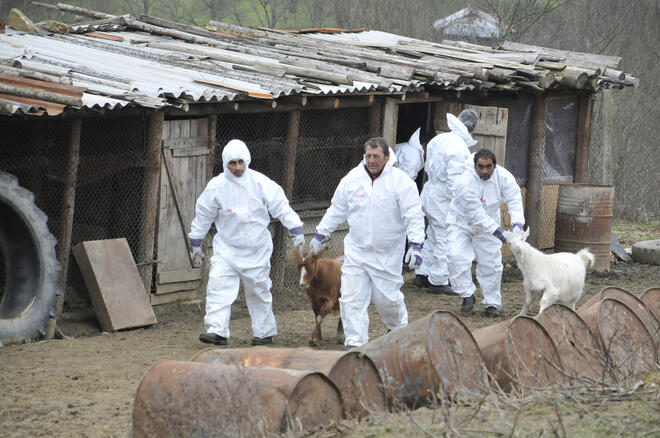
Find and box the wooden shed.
[0,7,636,322]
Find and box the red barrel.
[577,297,657,379]
[132,360,343,438]
[554,184,614,271]
[360,310,488,408]
[192,346,385,418]
[581,286,659,356]
[473,316,566,392]
[535,304,603,380]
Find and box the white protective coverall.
[446,160,524,309]
[417,114,477,286]
[188,140,303,339]
[316,152,425,347]
[395,127,425,181]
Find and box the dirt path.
[1,260,659,437]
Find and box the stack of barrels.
[132,287,658,437]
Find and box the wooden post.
[382,98,398,149]
[525,95,547,248]
[138,110,164,293]
[207,114,217,181]
[46,118,81,339]
[273,110,301,289]
[368,100,382,137]
[601,90,615,186]
[574,94,594,184]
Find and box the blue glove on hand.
[189,238,204,268]
[404,242,423,269]
[512,223,525,234]
[493,227,511,243]
[289,227,305,251]
[310,232,329,255]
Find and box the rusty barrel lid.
[474,316,566,392]
[640,287,660,326]
[360,310,488,408]
[192,346,386,418]
[536,304,603,380]
[581,286,659,357]
[132,359,343,438]
[577,297,657,379]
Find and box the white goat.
[507,228,595,316]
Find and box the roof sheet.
[0,11,636,117]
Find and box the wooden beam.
[138,110,164,293]
[574,94,594,184]
[46,117,81,339]
[207,114,217,181]
[382,98,398,149]
[525,95,547,248]
[368,100,382,137]
[283,110,300,199]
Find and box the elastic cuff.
[409,242,423,250]
[289,226,303,235]
[313,231,326,241]
[190,238,203,247]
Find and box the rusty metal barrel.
[132,360,343,438]
[577,297,657,378]
[640,287,660,324]
[473,316,566,392]
[581,287,659,353]
[360,310,488,408]
[192,346,385,418]
[554,184,614,271]
[535,304,603,380]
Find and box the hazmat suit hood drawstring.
[447,113,478,147]
[222,139,251,185]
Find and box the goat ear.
[523,227,530,240]
[313,246,329,259]
[288,245,303,263]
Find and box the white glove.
[512,223,525,234]
[404,242,423,269]
[291,233,305,250]
[310,232,329,255]
[189,239,204,268]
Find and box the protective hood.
[447,113,477,147]
[407,128,423,152]
[222,139,251,182]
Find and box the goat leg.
[520,288,533,316]
[336,318,344,343]
[309,314,323,346]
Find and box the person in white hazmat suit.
[394,127,425,182]
[188,139,305,346]
[309,137,425,349]
[415,109,479,295]
[446,148,525,317]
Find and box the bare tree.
[251,0,298,28]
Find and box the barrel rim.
[596,297,658,360]
[285,371,344,432]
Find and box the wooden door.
[433,103,508,166]
[153,119,211,305]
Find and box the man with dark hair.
[309,137,425,348]
[415,109,479,293]
[446,148,525,317]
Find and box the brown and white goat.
[289,246,343,346]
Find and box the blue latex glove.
[404,242,423,269]
[310,232,329,255]
[512,223,525,234]
[189,238,204,267]
[289,226,305,250]
[493,227,511,243]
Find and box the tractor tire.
[0,171,61,346]
[632,239,660,266]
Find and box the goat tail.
[577,248,595,268]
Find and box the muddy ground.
[2,256,659,437]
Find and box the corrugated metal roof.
[0,11,636,117]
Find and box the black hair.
[474,148,497,166]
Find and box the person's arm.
[315,177,349,237]
[499,169,525,231]
[445,149,469,197]
[262,178,303,231]
[397,177,425,244]
[189,180,219,242]
[453,173,499,234]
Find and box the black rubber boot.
[461,295,475,314]
[484,306,501,317]
[199,333,228,345]
[251,336,273,346]
[413,274,430,288]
